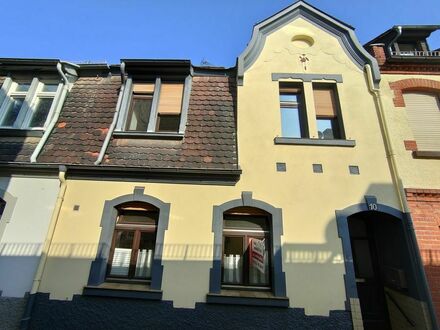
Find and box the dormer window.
[116,76,190,135]
[0,78,62,130]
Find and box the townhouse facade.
[365,25,440,325]
[0,2,438,329]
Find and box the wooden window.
[222,208,272,288]
[313,84,342,139]
[125,81,184,132]
[403,92,440,151]
[156,83,184,132]
[279,83,308,138]
[125,83,155,131]
[107,203,158,281]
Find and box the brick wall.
[406,188,440,321]
[389,78,440,107]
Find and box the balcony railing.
[391,50,440,57]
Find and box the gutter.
[20,166,68,329]
[94,62,126,165]
[30,62,76,163]
[387,26,402,56]
[365,64,438,329]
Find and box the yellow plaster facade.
[38,16,401,318]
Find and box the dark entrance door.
[349,216,391,330]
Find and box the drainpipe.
[388,26,402,56]
[94,62,126,165]
[365,64,438,329]
[20,165,67,329]
[30,62,75,163]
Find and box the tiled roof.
[37,76,119,164]
[37,70,238,170]
[0,136,39,162]
[104,74,238,169]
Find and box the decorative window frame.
[207,192,288,307]
[0,77,63,130]
[86,187,170,297]
[115,75,192,136]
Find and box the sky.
[1,0,439,67]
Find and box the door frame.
[335,195,438,328]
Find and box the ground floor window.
[222,208,271,288]
[107,202,158,281]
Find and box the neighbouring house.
[0,2,437,329]
[365,24,440,324]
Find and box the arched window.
[107,202,158,281]
[222,207,272,288]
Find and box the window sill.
[206,290,289,308]
[113,131,184,140]
[83,282,162,300]
[0,128,44,137]
[274,137,356,147]
[412,150,440,159]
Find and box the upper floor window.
[403,92,440,151]
[0,78,61,129]
[117,77,190,135]
[278,81,344,140]
[313,84,342,139]
[279,84,308,138]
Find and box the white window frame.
[0,77,63,130]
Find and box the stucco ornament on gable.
[237,0,380,86]
[262,27,354,72]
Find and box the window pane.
[317,118,335,139]
[223,236,243,284]
[249,237,270,286]
[15,83,30,92]
[135,232,156,279]
[224,216,269,231]
[118,212,158,225]
[281,107,301,138]
[29,98,53,127]
[280,94,298,103]
[109,231,134,277]
[2,97,25,126]
[126,97,152,131]
[42,84,59,92]
[156,114,180,132]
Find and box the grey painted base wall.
[0,296,27,330]
[28,294,352,330]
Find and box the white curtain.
[135,248,153,278]
[223,254,242,284]
[109,248,131,276]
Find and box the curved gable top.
[237,0,381,86]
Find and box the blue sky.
[1,0,439,67]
